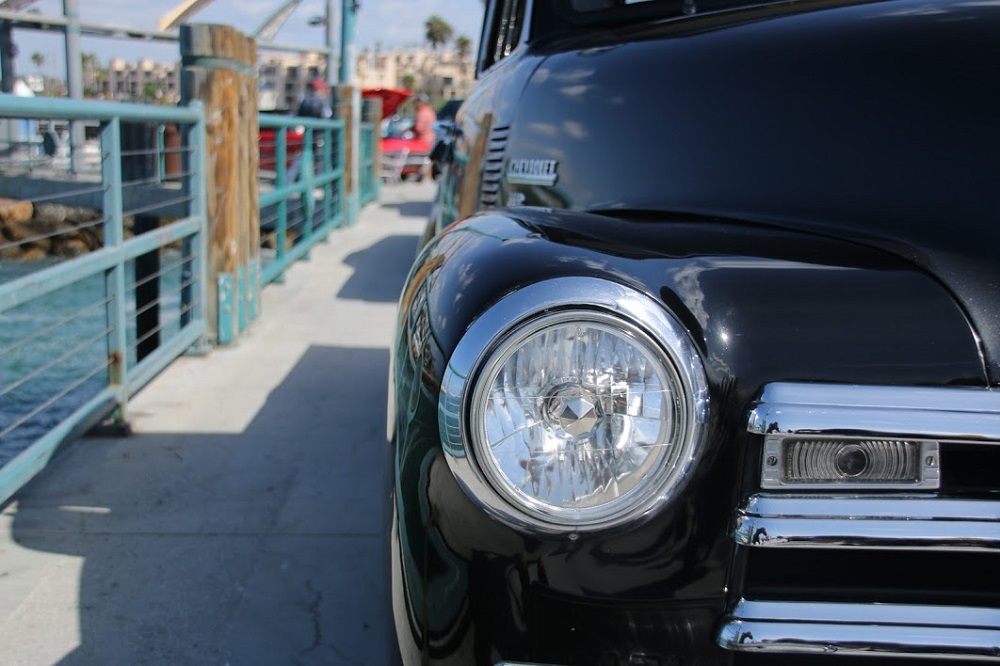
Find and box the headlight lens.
[440,278,708,533]
[470,311,692,526]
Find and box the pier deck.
[0,181,435,665]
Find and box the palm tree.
[30,52,46,94]
[141,82,164,103]
[455,35,472,60]
[81,52,101,98]
[425,15,453,50]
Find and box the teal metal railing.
[0,95,207,506]
[359,121,377,206]
[258,114,345,286]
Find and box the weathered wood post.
[336,84,358,225]
[180,24,260,345]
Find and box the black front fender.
[388,207,984,665]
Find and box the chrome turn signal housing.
[762,437,939,489]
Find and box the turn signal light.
[761,437,939,490]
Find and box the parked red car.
[363,88,433,181]
[258,122,305,173]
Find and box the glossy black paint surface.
[438,0,1000,383]
[400,0,996,663]
[391,207,983,664]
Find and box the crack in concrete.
[304,579,324,655]
[297,578,356,664]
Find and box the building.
[356,47,474,106]
[96,58,181,104]
[87,45,475,113]
[256,47,475,114]
[256,52,328,113]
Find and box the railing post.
[273,125,288,283]
[337,120,347,228]
[180,24,260,345]
[302,127,315,258]
[321,126,333,236]
[181,101,209,345]
[362,96,383,203]
[100,116,129,422]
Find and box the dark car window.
[537,0,801,35]
[481,0,529,73]
[437,100,463,122]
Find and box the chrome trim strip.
[747,382,1000,443]
[734,495,1000,551]
[733,600,1000,625]
[719,600,1000,659]
[745,494,1000,520]
[439,277,709,534]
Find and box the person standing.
[297,78,332,119]
[413,95,437,145]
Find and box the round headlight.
[440,278,708,533]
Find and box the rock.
[76,226,103,250]
[0,198,33,226]
[23,238,52,253]
[23,218,76,238]
[65,206,102,226]
[17,246,47,261]
[33,203,69,225]
[54,239,90,258]
[2,218,36,242]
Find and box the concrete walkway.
[0,181,436,665]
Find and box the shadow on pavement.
[339,234,421,303]
[381,200,433,220]
[9,345,395,665]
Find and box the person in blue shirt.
[297,79,332,119]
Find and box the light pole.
[63,0,84,173]
[326,0,337,89]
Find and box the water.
[0,255,187,467]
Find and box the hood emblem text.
[507,158,559,186]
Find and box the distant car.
[381,116,432,181]
[389,0,1000,664]
[258,123,305,173]
[365,88,434,182]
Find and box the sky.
[11,0,484,77]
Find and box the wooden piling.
[337,84,357,224]
[180,24,260,345]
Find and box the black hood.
[506,0,1000,381]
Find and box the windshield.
[555,0,781,25]
[382,116,415,140]
[572,0,666,8]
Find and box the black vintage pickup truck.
[387,1,1000,664]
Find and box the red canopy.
[362,88,412,119]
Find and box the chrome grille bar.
[734,495,1000,551]
[748,382,1000,443]
[719,600,1000,660]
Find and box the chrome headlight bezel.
[439,277,709,534]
